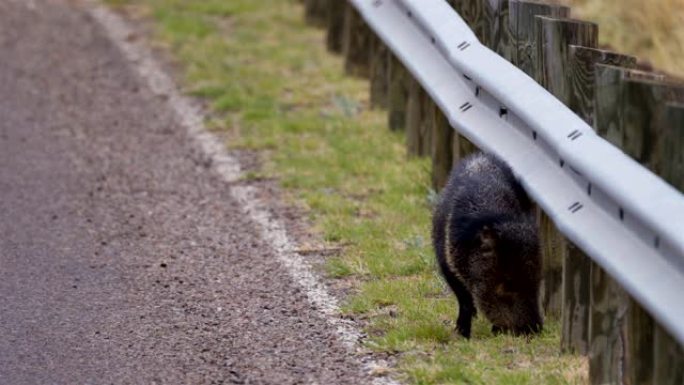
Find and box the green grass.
[104,0,588,383]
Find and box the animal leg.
[443,273,475,338]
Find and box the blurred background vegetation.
[562,0,684,78]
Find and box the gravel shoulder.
[0,1,376,383]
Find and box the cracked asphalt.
[0,1,372,384]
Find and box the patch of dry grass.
[563,0,684,78]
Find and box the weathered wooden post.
[506,2,571,319]
[660,103,684,191]
[457,136,478,159]
[591,64,684,385]
[654,321,684,384]
[369,34,390,109]
[326,0,346,53]
[452,128,462,165]
[432,104,453,190]
[652,103,684,385]
[588,262,630,385]
[534,16,598,318]
[342,2,372,78]
[420,91,435,157]
[560,46,636,355]
[387,54,410,131]
[590,65,658,385]
[449,0,513,56]
[620,79,684,171]
[444,0,490,159]
[567,46,637,126]
[305,0,329,28]
[405,78,423,156]
[447,0,487,41]
[508,1,570,77]
[536,17,598,101]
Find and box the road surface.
[0,1,373,383]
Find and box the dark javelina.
[432,152,543,338]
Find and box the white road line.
[88,4,398,385]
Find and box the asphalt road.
[0,1,371,384]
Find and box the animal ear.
[477,225,497,251]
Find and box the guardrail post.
[388,54,409,131]
[432,105,453,190]
[342,2,371,77]
[326,0,345,53]
[652,103,684,385]
[622,81,684,171]
[305,0,329,28]
[456,132,478,159]
[447,0,487,42]
[445,0,487,160]
[508,1,569,77]
[370,34,390,109]
[420,91,434,157]
[660,103,684,191]
[536,17,598,104]
[588,262,630,385]
[406,80,427,157]
[559,47,636,356]
[534,16,598,318]
[449,0,511,57]
[592,64,684,385]
[567,46,637,126]
[591,64,649,385]
[655,311,684,384]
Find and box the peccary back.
[432,152,542,338]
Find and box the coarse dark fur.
[432,152,543,338]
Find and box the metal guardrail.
[350,0,684,345]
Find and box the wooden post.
[490,1,512,61]
[432,104,453,190]
[388,54,410,131]
[594,64,665,146]
[406,81,437,158]
[508,1,570,76]
[654,322,684,384]
[420,92,435,157]
[620,79,684,171]
[536,17,598,99]
[591,64,684,385]
[560,47,636,356]
[326,0,346,53]
[445,0,481,161]
[305,0,329,28]
[651,103,684,385]
[369,34,390,109]
[405,78,423,156]
[588,264,630,385]
[505,9,570,307]
[458,135,478,159]
[447,0,487,41]
[660,103,684,191]
[342,2,372,78]
[442,0,489,161]
[567,46,636,126]
[534,17,598,319]
[448,0,512,57]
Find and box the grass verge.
[104,0,587,383]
